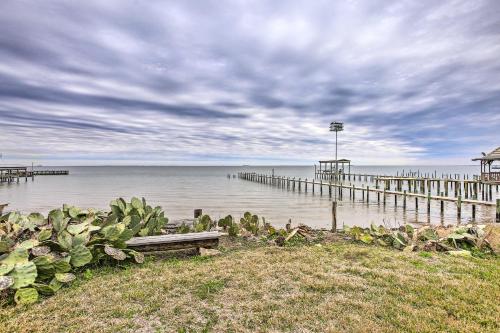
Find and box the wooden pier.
[0,166,69,183]
[238,172,500,222]
[312,170,498,202]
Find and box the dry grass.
[1,238,499,333]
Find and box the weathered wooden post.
[329,182,332,197]
[305,178,307,193]
[332,201,337,232]
[472,204,476,219]
[496,199,500,223]
[403,190,407,209]
[427,191,431,214]
[194,209,203,218]
[320,180,323,195]
[366,186,370,203]
[457,195,462,219]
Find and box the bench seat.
[125,231,220,252]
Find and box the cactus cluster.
[180,212,272,238]
[0,197,166,305]
[239,212,261,236]
[343,223,495,255]
[217,215,239,237]
[193,215,215,232]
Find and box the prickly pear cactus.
[9,262,37,289]
[104,245,127,261]
[69,245,93,267]
[240,212,260,235]
[14,287,38,305]
[54,273,76,283]
[0,196,172,306]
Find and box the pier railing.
[481,172,500,183]
[238,172,500,223]
[316,172,497,202]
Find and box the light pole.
[329,121,343,183]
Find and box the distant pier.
[0,166,69,183]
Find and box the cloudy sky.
[1,0,499,165]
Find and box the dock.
[313,170,497,202]
[238,172,500,222]
[0,166,69,183]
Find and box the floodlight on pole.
[329,122,344,184]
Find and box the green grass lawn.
[1,239,499,332]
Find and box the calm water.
[1,166,497,229]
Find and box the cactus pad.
[14,287,39,305]
[31,246,51,257]
[55,272,76,283]
[69,245,92,267]
[9,261,37,289]
[0,263,14,276]
[104,245,127,260]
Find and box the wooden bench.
[125,231,220,253]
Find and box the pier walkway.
[239,172,500,222]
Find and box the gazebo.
[315,159,351,178]
[472,147,500,184]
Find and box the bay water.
[1,165,497,229]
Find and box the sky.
[0,0,499,166]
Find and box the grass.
[1,238,499,332]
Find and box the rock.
[199,248,221,257]
[484,224,500,254]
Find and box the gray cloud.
[0,0,499,165]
